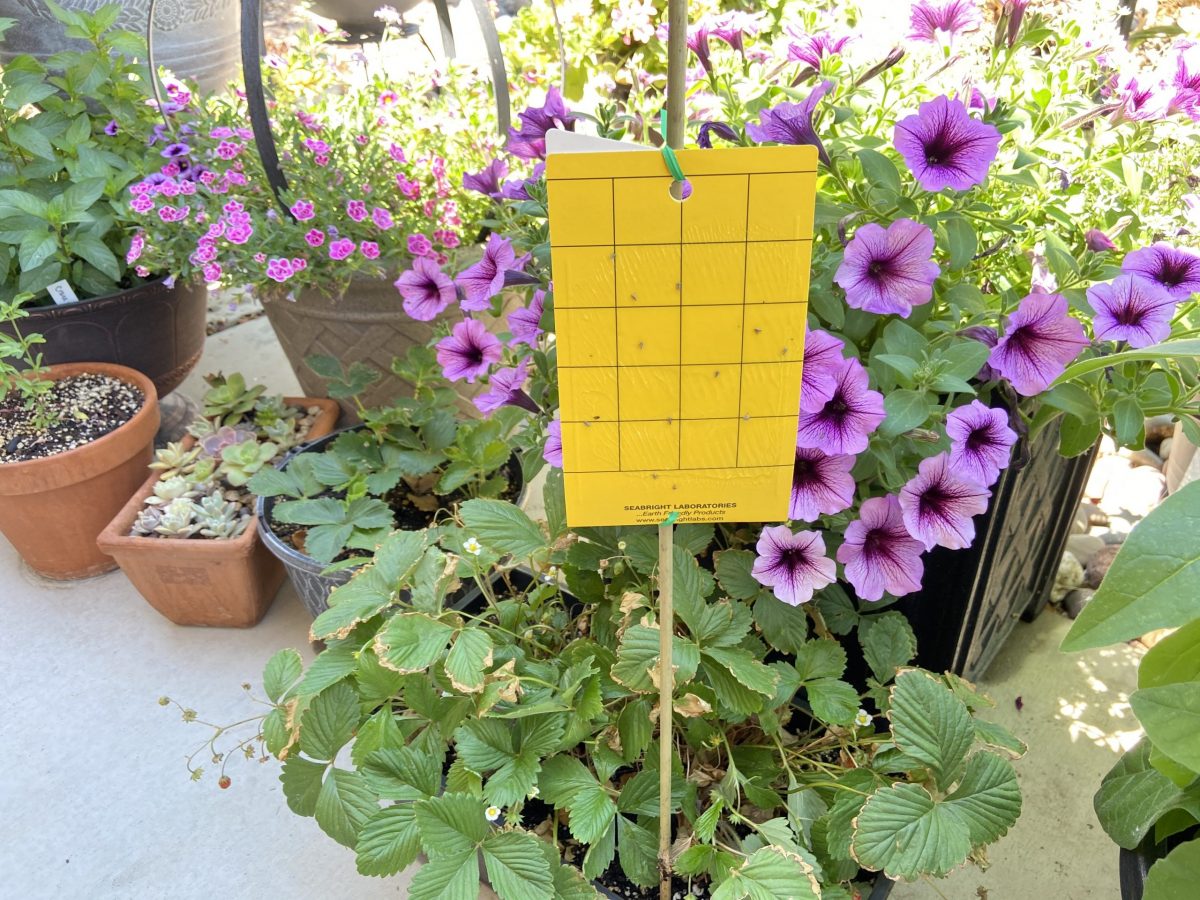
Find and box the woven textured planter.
[261,279,440,422]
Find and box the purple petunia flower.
[474,360,538,416]
[160,142,190,158]
[463,159,510,200]
[1003,0,1030,47]
[802,328,846,411]
[507,87,577,160]
[907,0,981,46]
[395,257,456,322]
[543,418,563,468]
[899,452,991,550]
[458,233,516,311]
[436,319,502,383]
[697,121,739,149]
[751,525,837,606]
[1169,42,1200,120]
[796,357,887,455]
[507,290,545,347]
[1088,274,1177,348]
[989,292,1089,395]
[746,80,834,168]
[836,494,925,601]
[659,21,714,74]
[894,95,1001,192]
[945,400,1018,487]
[787,33,852,70]
[709,11,760,55]
[789,447,857,522]
[1121,242,1200,300]
[500,162,546,201]
[834,219,941,317]
[104,120,119,136]
[1112,77,1167,123]
[1085,228,1116,252]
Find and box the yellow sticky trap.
[547,146,817,527]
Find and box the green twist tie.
[658,109,687,184]
[661,510,680,526]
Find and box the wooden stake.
[661,6,687,897]
[657,520,675,900]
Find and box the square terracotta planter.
[96,398,339,627]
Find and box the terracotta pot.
[96,398,340,627]
[0,363,159,579]
[0,277,208,397]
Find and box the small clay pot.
[96,398,340,628]
[0,363,160,580]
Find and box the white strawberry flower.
[463,537,483,556]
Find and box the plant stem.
[657,520,675,898]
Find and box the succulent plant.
[261,417,301,448]
[131,505,164,536]
[195,492,247,539]
[148,476,200,505]
[186,417,216,440]
[252,394,295,428]
[149,442,202,480]
[217,439,280,487]
[154,497,201,538]
[203,372,266,425]
[200,425,258,460]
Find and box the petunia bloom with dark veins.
[746,80,834,168]
[907,0,982,47]
[1121,242,1200,300]
[474,360,539,416]
[462,158,509,200]
[801,328,846,412]
[789,447,856,522]
[458,233,516,311]
[899,452,991,550]
[988,292,1089,395]
[394,256,456,321]
[697,121,739,149]
[500,162,546,201]
[787,33,852,70]
[507,289,545,347]
[894,95,1001,192]
[751,525,837,606]
[834,219,941,317]
[836,494,924,601]
[543,418,563,468]
[1088,274,1178,348]
[796,357,886,455]
[435,318,502,383]
[945,400,1018,487]
[506,87,577,160]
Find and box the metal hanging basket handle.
[234,0,512,217]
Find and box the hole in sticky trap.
[668,179,693,201]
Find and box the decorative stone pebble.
[1126,447,1164,470]
[1159,437,1174,460]
[1100,530,1127,546]
[1072,503,1091,535]
[1052,551,1085,602]
[1065,534,1104,567]
[1084,545,1122,589]
[1063,588,1095,619]
[1099,466,1167,518]
[1086,455,1131,501]
[1145,414,1175,443]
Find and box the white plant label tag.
[47,280,81,305]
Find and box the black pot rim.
[16,275,186,312]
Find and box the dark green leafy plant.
[0,295,54,428]
[1063,482,1200,897]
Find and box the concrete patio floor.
[0,316,1143,898]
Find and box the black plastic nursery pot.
[257,425,526,619]
[0,277,207,398]
[850,418,1098,682]
[1119,828,1199,900]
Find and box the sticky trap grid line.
[547,145,817,525]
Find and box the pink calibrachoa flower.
[789,447,857,522]
[989,292,1089,395]
[303,137,329,154]
[378,90,399,107]
[899,452,991,550]
[436,318,503,383]
[474,360,538,415]
[201,263,222,283]
[945,400,1018,487]
[158,181,180,198]
[346,200,367,222]
[408,234,433,256]
[359,241,380,259]
[751,525,837,606]
[836,495,924,601]
[266,257,295,283]
[135,265,150,277]
[543,419,563,467]
[1121,242,1200,300]
[225,223,253,244]
[290,199,315,221]
[253,253,266,263]
[216,140,242,160]
[796,358,886,454]
[371,207,394,230]
[304,229,325,247]
[388,143,407,163]
[835,219,941,317]
[314,153,330,167]
[435,229,461,249]
[130,194,154,214]
[397,176,420,200]
[1087,274,1177,348]
[126,234,145,263]
[507,290,545,347]
[894,96,1001,192]
[458,233,515,311]
[395,256,456,321]
[328,238,356,260]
